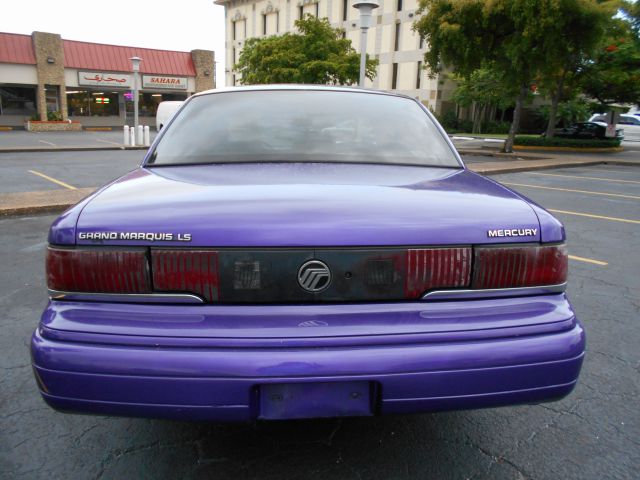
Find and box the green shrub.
[47,111,63,121]
[484,121,511,134]
[535,99,591,128]
[458,119,473,133]
[437,110,459,131]
[514,136,621,148]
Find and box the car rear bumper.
[31,295,585,421]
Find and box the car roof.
[592,113,635,118]
[193,84,415,101]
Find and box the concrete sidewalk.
[2,153,638,217]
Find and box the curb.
[513,145,624,153]
[469,158,638,175]
[0,145,148,153]
[457,148,550,160]
[0,188,95,217]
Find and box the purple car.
[32,86,584,421]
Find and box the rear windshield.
[147,90,460,168]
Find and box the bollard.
[137,125,144,146]
[130,127,135,146]
[143,125,150,147]
[123,125,130,146]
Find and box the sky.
[1,0,227,87]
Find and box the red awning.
[63,40,196,76]
[0,32,36,65]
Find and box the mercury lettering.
[487,228,538,238]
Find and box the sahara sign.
[142,75,188,90]
[78,72,132,87]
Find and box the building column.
[32,31,67,121]
[36,84,47,121]
[191,49,216,93]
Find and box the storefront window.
[67,90,119,116]
[0,86,37,116]
[45,85,60,112]
[126,92,187,117]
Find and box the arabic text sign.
[142,75,188,90]
[78,71,132,88]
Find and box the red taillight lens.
[472,244,567,289]
[151,250,220,302]
[405,247,472,298]
[46,247,151,293]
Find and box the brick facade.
[191,49,216,93]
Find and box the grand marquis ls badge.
[298,260,331,293]
[78,231,192,242]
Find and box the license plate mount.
[258,381,373,420]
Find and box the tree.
[413,0,616,151]
[579,14,640,107]
[535,1,614,137]
[235,15,378,85]
[620,0,640,36]
[450,66,517,133]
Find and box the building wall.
[221,0,450,112]
[1,63,38,85]
[1,32,216,127]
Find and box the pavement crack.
[322,419,343,447]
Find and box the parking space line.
[568,255,608,266]
[28,170,77,190]
[548,209,640,225]
[502,182,640,200]
[528,172,640,185]
[96,138,123,146]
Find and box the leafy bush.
[484,121,511,134]
[514,136,621,148]
[458,119,474,133]
[47,111,63,121]
[536,99,592,128]
[437,110,459,131]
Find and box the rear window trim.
[145,159,464,170]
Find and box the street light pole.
[352,0,379,87]
[130,56,142,132]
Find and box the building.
[0,31,215,128]
[215,0,454,112]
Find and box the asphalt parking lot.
[1,162,639,480]
[0,150,145,193]
[0,130,157,149]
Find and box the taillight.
[151,250,220,302]
[46,247,150,293]
[405,247,472,298]
[472,244,567,289]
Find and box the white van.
[155,101,184,131]
[589,113,640,142]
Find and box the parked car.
[33,86,584,422]
[155,100,183,131]
[589,113,640,142]
[546,121,623,140]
